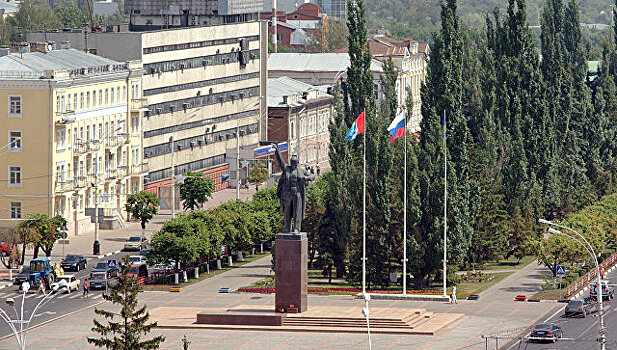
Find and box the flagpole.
[362,111,367,296]
[442,110,447,298]
[403,113,407,296]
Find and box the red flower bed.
[237,286,445,295]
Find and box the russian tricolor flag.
[388,111,406,145]
[345,110,366,141]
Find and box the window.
[56,129,67,150]
[8,96,21,116]
[105,89,109,105]
[8,166,21,186]
[93,91,97,107]
[86,126,90,141]
[290,119,296,139]
[9,131,21,151]
[80,92,84,109]
[73,94,77,110]
[86,92,91,108]
[98,123,103,139]
[98,89,103,106]
[122,86,126,102]
[10,202,21,219]
[116,87,120,102]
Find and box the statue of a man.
[275,145,315,233]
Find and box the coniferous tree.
[88,256,165,350]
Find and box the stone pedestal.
[275,233,308,313]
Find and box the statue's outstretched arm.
[274,144,285,170]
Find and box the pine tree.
[88,256,165,350]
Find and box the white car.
[50,275,80,293]
[124,236,147,251]
[129,255,147,265]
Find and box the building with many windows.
[29,21,268,209]
[0,48,145,235]
[267,76,333,171]
[335,35,429,131]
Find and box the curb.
[86,250,122,260]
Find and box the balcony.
[55,110,76,125]
[105,134,128,149]
[106,169,118,180]
[73,141,88,154]
[131,98,148,113]
[86,141,100,153]
[74,176,88,188]
[55,179,73,193]
[117,165,129,178]
[131,163,149,175]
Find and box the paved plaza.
[0,251,563,350]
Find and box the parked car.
[529,323,563,342]
[13,266,30,286]
[127,264,148,279]
[129,255,147,265]
[50,275,80,293]
[60,255,87,271]
[89,270,117,290]
[29,258,56,287]
[590,280,614,301]
[124,236,147,251]
[565,299,593,317]
[152,263,174,274]
[93,262,119,275]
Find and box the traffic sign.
[107,260,117,269]
[57,239,70,245]
[556,265,566,275]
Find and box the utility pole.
[272,0,277,53]
[236,125,240,200]
[170,134,175,218]
[93,154,99,255]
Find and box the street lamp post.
[168,111,198,218]
[0,282,60,349]
[539,219,606,350]
[92,123,125,255]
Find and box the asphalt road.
[510,278,617,350]
[0,251,131,340]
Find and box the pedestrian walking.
[37,276,45,295]
[83,279,89,298]
[450,283,457,304]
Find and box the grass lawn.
[475,256,535,271]
[532,288,566,300]
[241,269,516,297]
[455,272,511,296]
[141,252,270,292]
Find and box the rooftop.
[268,52,383,73]
[267,76,332,107]
[0,48,126,79]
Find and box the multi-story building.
[29,21,268,208]
[0,47,145,235]
[125,0,262,30]
[316,0,346,20]
[267,76,333,171]
[335,35,429,131]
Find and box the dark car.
[61,255,87,271]
[565,299,593,317]
[590,280,614,301]
[93,262,119,275]
[89,270,117,290]
[13,266,30,285]
[530,323,563,342]
[128,264,148,279]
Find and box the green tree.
[248,162,268,191]
[125,191,159,240]
[8,0,62,41]
[149,216,201,271]
[17,213,65,259]
[53,2,89,28]
[88,256,165,349]
[178,171,214,211]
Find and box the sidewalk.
[0,255,565,349]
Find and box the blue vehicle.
[28,258,56,288]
